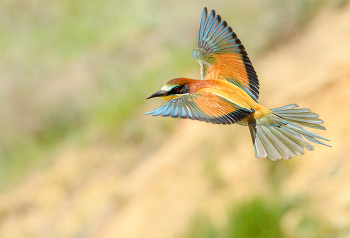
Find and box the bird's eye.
[169,85,187,95]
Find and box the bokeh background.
[1,0,350,237]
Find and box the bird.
[145,7,330,161]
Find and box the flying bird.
[145,7,330,161]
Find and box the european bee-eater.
[145,7,330,161]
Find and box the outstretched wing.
[192,8,260,101]
[144,90,253,125]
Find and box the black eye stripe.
[170,86,180,94]
[179,85,190,94]
[169,85,190,95]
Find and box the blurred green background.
[0,0,329,188]
[0,0,350,237]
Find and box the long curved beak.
[147,90,167,99]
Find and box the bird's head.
[147,78,191,101]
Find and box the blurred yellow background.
[1,0,350,237]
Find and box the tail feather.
[271,104,326,130]
[257,126,282,160]
[268,127,305,156]
[285,124,329,143]
[259,126,294,160]
[276,112,319,118]
[248,122,267,159]
[285,120,325,130]
[278,126,314,151]
[272,103,298,110]
[249,104,330,161]
[284,117,323,124]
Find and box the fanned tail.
[249,104,330,161]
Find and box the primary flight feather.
[145,7,329,161]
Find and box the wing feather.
[144,91,252,125]
[193,8,260,102]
